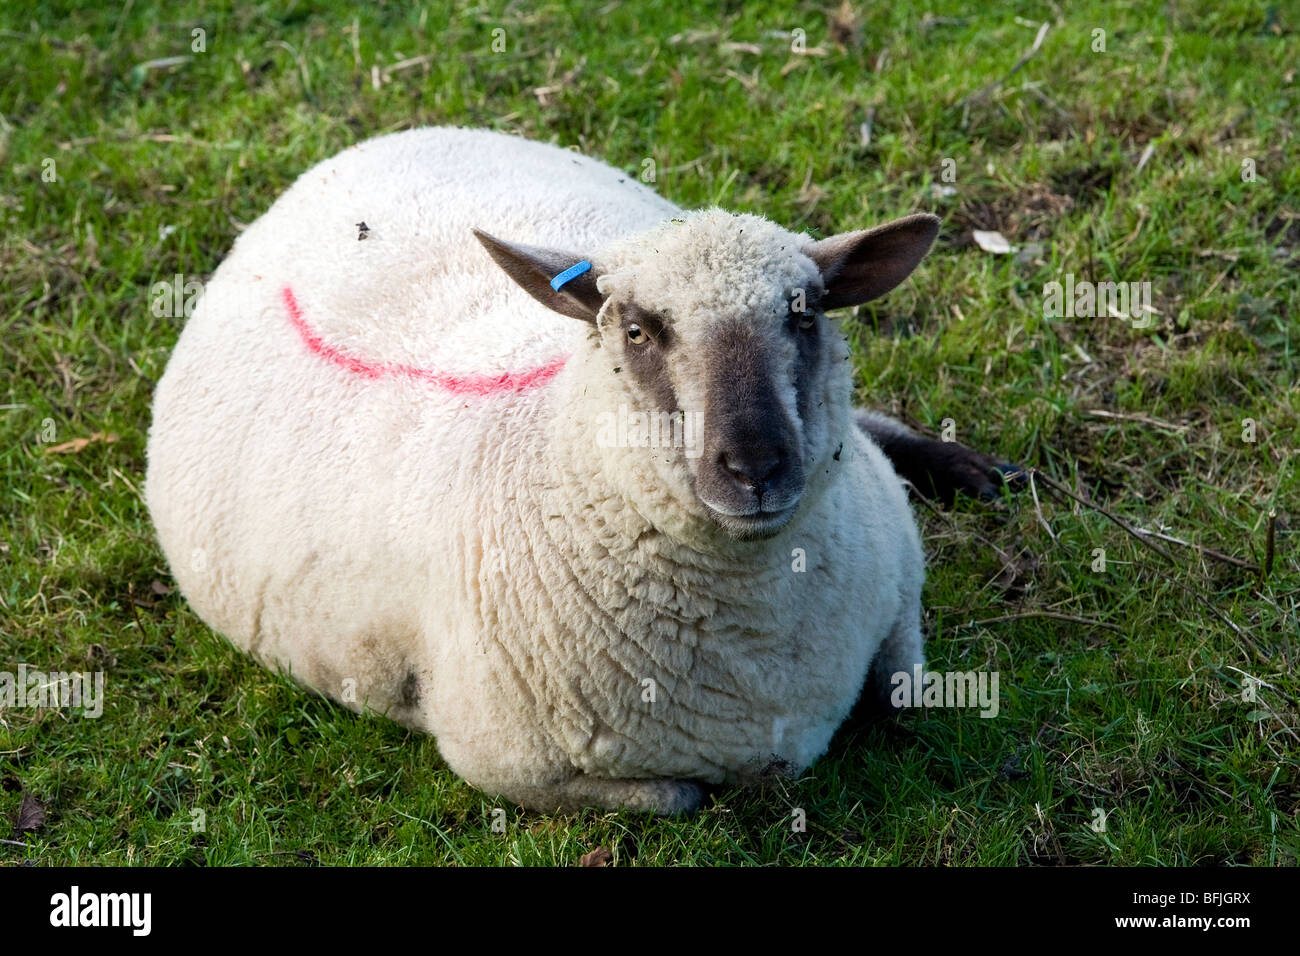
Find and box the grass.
[1,0,1296,866]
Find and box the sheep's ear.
[472,229,605,323]
[807,213,941,310]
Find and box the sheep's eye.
[797,313,816,331]
[627,324,648,345]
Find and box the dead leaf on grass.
[579,846,613,867]
[13,793,45,835]
[972,229,1014,254]
[44,432,119,455]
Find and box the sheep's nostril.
[720,448,783,491]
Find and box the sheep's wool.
[146,127,925,813]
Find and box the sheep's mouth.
[700,499,799,540]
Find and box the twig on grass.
[959,21,1050,109]
[1224,665,1276,693]
[1264,510,1276,579]
[1029,468,1177,565]
[1030,468,1259,572]
[1028,470,1057,543]
[968,610,1123,634]
[127,582,144,635]
[382,54,432,80]
[1034,802,1068,866]
[1183,587,1271,670]
[1133,528,1260,573]
[1084,408,1186,432]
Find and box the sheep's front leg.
[862,612,926,716]
[491,770,707,816]
[520,775,707,816]
[855,410,1023,505]
[452,747,709,815]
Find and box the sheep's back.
[144,128,677,706]
[226,127,679,379]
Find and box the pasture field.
[1,0,1296,865]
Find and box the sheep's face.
[591,219,831,540]
[473,209,939,541]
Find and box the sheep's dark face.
[600,283,826,539]
[472,210,940,542]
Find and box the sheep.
[145,127,1012,814]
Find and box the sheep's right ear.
[472,229,605,323]
[807,213,941,310]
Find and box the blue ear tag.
[550,260,592,291]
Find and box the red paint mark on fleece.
[281,286,567,396]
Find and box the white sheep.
[145,127,1007,814]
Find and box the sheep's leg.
[862,609,926,716]
[441,726,708,815]
[543,775,707,816]
[855,410,1023,505]
[480,773,707,816]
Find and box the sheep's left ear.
[806,213,941,310]
[472,229,605,323]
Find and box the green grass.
[1,0,1297,866]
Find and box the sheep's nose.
[720,446,785,492]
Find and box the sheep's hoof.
[856,414,1023,507]
[985,461,1028,498]
[913,440,1024,506]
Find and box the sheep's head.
[473,209,939,540]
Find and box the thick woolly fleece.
[145,127,925,814]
